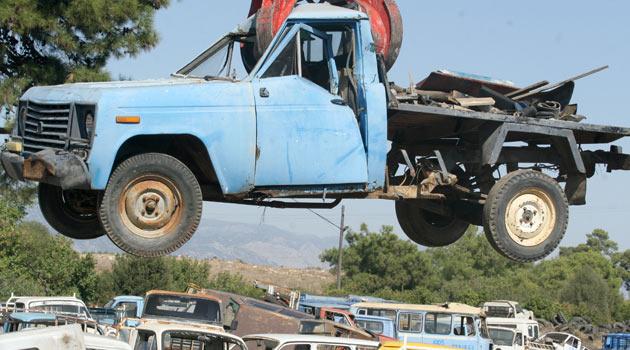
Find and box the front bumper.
[1,148,91,190]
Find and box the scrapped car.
[538,333,586,350]
[187,288,315,336]
[483,301,539,341]
[243,334,379,350]
[0,324,131,350]
[2,295,92,320]
[127,318,246,350]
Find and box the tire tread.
[483,170,568,262]
[99,153,202,257]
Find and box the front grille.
[22,101,71,154]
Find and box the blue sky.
[107,0,630,248]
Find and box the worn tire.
[395,200,469,247]
[483,170,568,262]
[99,153,202,257]
[38,183,105,239]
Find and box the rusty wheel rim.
[505,188,556,247]
[118,175,183,239]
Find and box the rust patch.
[23,158,49,181]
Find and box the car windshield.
[489,328,515,346]
[177,34,251,81]
[91,310,118,326]
[143,294,221,324]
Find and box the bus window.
[425,313,452,335]
[454,316,475,336]
[398,312,423,332]
[367,309,397,321]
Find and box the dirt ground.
[91,254,335,293]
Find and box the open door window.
[257,24,340,95]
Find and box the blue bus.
[350,302,491,350]
[603,334,630,350]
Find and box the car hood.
[21,78,227,104]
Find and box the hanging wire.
[285,199,344,230]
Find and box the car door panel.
[252,23,368,188]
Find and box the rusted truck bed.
[388,103,630,145]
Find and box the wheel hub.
[505,190,556,247]
[120,178,181,239]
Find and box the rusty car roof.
[145,290,221,302]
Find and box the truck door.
[252,24,368,188]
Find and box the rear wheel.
[395,200,469,247]
[99,153,202,257]
[38,183,105,239]
[483,170,568,262]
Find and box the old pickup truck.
[3,3,630,261]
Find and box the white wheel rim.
[504,188,556,247]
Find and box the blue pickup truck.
[3,3,630,261]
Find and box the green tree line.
[321,225,630,325]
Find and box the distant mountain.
[72,218,335,268]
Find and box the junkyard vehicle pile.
[0,288,608,350]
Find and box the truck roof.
[287,3,368,21]
[112,295,144,302]
[8,312,57,322]
[145,290,221,302]
[7,296,85,304]
[352,302,482,316]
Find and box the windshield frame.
[176,33,252,81]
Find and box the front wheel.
[483,170,568,262]
[38,183,105,239]
[99,153,203,257]
[395,200,469,247]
